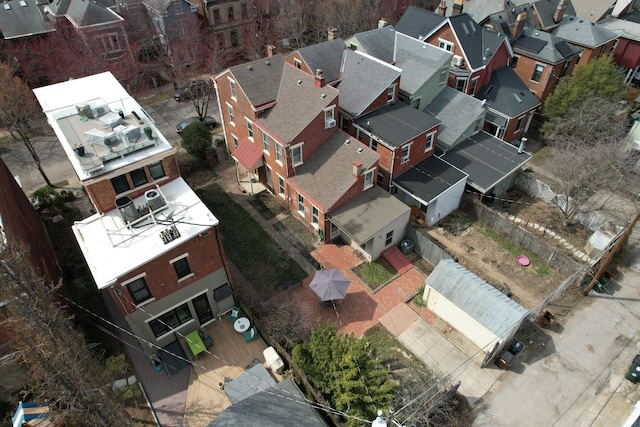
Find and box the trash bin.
[496,350,515,369]
[625,354,640,383]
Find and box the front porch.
[183,318,271,427]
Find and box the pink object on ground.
[516,255,530,266]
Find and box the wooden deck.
[183,319,269,427]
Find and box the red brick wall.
[359,75,401,116]
[108,228,226,317]
[284,52,312,76]
[613,38,640,69]
[86,155,180,213]
[513,55,578,103]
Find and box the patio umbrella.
[309,269,351,302]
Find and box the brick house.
[34,72,235,356]
[198,0,253,53]
[600,13,640,84]
[215,56,411,261]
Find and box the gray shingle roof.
[552,15,618,47]
[529,0,577,29]
[475,66,540,119]
[349,25,396,63]
[599,16,640,42]
[288,130,379,210]
[295,38,345,84]
[336,49,402,117]
[208,379,328,427]
[449,14,509,69]
[446,0,505,24]
[354,102,440,148]
[0,0,54,39]
[393,156,467,205]
[489,0,578,36]
[440,131,531,193]
[396,5,446,40]
[428,259,528,339]
[329,185,410,243]
[228,55,285,109]
[424,87,486,151]
[572,0,614,21]
[394,32,452,95]
[258,64,338,143]
[67,0,122,26]
[513,27,582,64]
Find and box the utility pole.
[583,210,640,295]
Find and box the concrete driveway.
[473,244,640,426]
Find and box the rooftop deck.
[183,318,271,427]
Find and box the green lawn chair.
[243,326,258,342]
[227,306,241,322]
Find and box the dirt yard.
[426,208,586,311]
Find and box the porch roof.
[329,186,410,244]
[441,131,531,194]
[232,138,263,170]
[393,156,467,206]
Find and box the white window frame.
[121,273,155,307]
[277,174,285,197]
[227,103,235,126]
[246,118,253,140]
[401,143,412,164]
[232,134,238,148]
[515,115,525,133]
[438,66,449,85]
[275,142,284,165]
[469,76,480,95]
[96,32,122,54]
[424,131,436,152]
[387,84,396,102]
[229,78,237,100]
[291,142,303,167]
[170,253,194,282]
[324,106,336,128]
[294,58,302,69]
[262,130,270,154]
[455,77,467,92]
[363,168,374,189]
[473,117,483,134]
[438,38,454,52]
[311,205,319,226]
[297,193,305,215]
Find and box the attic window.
[19,1,27,7]
[513,93,522,103]
[461,22,470,35]
[3,3,10,10]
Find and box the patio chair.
[227,306,241,322]
[243,326,258,342]
[198,329,213,349]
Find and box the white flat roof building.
[72,177,219,289]
[33,72,172,182]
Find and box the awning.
[485,111,509,127]
[232,138,264,170]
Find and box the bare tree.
[0,245,133,426]
[0,64,54,187]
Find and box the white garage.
[422,259,529,360]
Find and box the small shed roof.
[393,156,467,206]
[427,259,528,338]
[553,15,618,48]
[475,66,540,119]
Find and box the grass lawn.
[480,227,550,278]
[352,258,396,290]
[196,184,307,298]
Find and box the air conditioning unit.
[452,55,464,67]
[326,118,336,128]
[115,196,140,224]
[145,189,165,212]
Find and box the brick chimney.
[378,17,388,28]
[553,0,569,23]
[327,27,338,41]
[512,12,527,38]
[437,0,447,16]
[266,45,276,57]
[314,69,325,88]
[352,160,363,178]
[452,0,463,16]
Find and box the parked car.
[176,116,217,133]
[174,80,208,101]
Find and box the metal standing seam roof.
[0,0,55,39]
[393,156,468,205]
[599,16,640,43]
[424,87,487,151]
[427,259,529,338]
[258,64,338,143]
[475,66,541,118]
[354,102,440,148]
[349,25,397,63]
[336,49,402,117]
[396,5,446,40]
[208,378,328,427]
[288,131,379,211]
[513,28,582,63]
[231,138,263,170]
[226,55,285,109]
[552,15,618,47]
[394,32,453,95]
[329,185,410,244]
[440,131,531,193]
[294,38,346,84]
